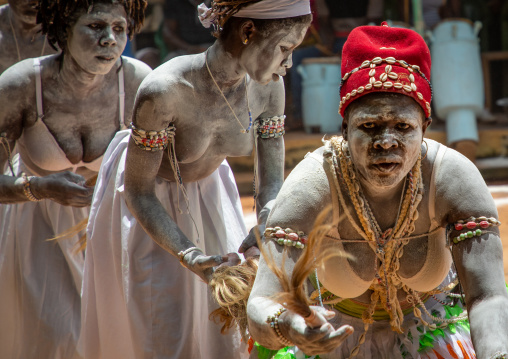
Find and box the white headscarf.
[198,0,311,28]
[233,0,310,19]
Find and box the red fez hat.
[339,22,432,118]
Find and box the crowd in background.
[123,0,508,131]
[1,0,506,130]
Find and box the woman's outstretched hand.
[183,251,241,283]
[278,306,353,355]
[31,171,94,207]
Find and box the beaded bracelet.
[130,122,176,151]
[488,352,508,359]
[266,308,293,347]
[255,115,285,139]
[264,227,307,249]
[177,246,202,265]
[21,172,42,202]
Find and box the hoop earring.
[422,139,428,160]
[243,38,248,45]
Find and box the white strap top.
[311,140,452,299]
[16,58,125,176]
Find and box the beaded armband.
[451,216,501,244]
[264,227,307,249]
[266,308,293,347]
[130,122,176,151]
[21,172,41,202]
[255,115,285,139]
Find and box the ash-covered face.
[8,0,38,24]
[66,3,128,75]
[244,23,309,85]
[343,93,430,189]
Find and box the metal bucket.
[297,57,342,134]
[430,19,484,144]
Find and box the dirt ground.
[241,185,508,283]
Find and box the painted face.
[8,0,38,24]
[66,3,128,75]
[344,93,428,189]
[244,22,309,84]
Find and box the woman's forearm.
[247,296,286,350]
[255,137,284,219]
[468,294,508,358]
[0,174,35,203]
[124,190,195,256]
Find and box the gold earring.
[422,139,428,160]
[243,38,248,44]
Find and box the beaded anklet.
[264,227,307,249]
[21,172,41,202]
[451,216,501,244]
[130,122,176,151]
[254,115,285,139]
[266,308,293,347]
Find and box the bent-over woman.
[0,1,150,358]
[80,0,312,358]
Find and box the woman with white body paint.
[0,1,150,357]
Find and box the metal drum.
[430,19,484,144]
[297,57,342,134]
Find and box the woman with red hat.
[247,23,508,358]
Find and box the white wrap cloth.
[0,154,84,359]
[80,130,249,358]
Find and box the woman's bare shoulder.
[268,146,331,232]
[431,141,497,223]
[251,76,285,116]
[137,54,201,97]
[121,56,152,85]
[0,57,43,116]
[0,58,38,90]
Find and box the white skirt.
[80,130,249,359]
[0,155,85,359]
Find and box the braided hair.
[37,0,147,51]
[204,0,261,34]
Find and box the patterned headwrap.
[198,0,310,29]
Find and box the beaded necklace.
[324,137,468,358]
[205,48,253,133]
[9,8,47,62]
[330,136,424,331]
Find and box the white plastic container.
[297,57,342,134]
[430,19,484,144]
